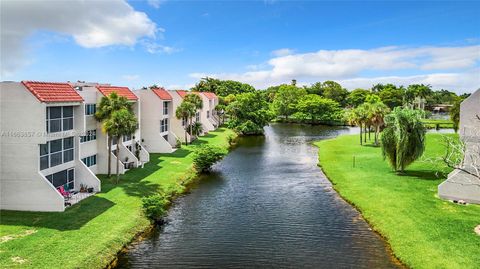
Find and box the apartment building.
[137,87,178,153]
[70,82,150,175]
[0,81,100,212]
[198,92,220,132]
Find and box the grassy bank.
[315,134,480,269]
[0,128,235,268]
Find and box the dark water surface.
[118,124,401,268]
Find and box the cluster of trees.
[95,92,138,183]
[175,93,203,144]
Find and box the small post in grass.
[353,155,356,168]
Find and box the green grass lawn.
[0,128,235,268]
[421,119,454,129]
[315,134,480,269]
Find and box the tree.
[184,93,203,139]
[175,101,196,145]
[95,92,131,177]
[347,105,369,145]
[381,107,426,172]
[104,108,138,183]
[226,91,274,135]
[368,101,390,145]
[192,145,228,173]
[378,84,405,109]
[272,85,306,120]
[191,77,255,97]
[320,81,349,106]
[450,98,462,133]
[304,82,324,96]
[295,94,342,124]
[347,88,371,107]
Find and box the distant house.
[0,81,101,212]
[196,91,220,132]
[138,87,177,153]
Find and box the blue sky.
[2,0,479,92]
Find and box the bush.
[142,194,169,222]
[192,145,228,173]
[226,133,236,146]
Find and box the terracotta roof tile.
[21,81,84,103]
[96,86,138,101]
[201,92,217,99]
[151,87,172,100]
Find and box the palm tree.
[95,93,131,177]
[184,94,203,138]
[175,102,195,145]
[347,107,367,145]
[368,102,390,145]
[381,107,426,173]
[104,108,138,183]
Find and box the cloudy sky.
[1,0,479,93]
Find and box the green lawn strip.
[421,119,454,129]
[0,128,235,269]
[315,134,480,269]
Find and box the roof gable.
[202,92,217,99]
[96,86,138,101]
[22,81,84,103]
[152,87,172,100]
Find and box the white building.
[70,82,150,175]
[138,87,178,153]
[198,91,220,132]
[0,81,101,212]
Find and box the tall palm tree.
[184,94,203,138]
[104,108,138,183]
[368,102,390,145]
[95,93,131,177]
[175,102,195,145]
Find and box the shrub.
[192,144,228,173]
[142,194,169,222]
[381,107,426,172]
[226,133,236,146]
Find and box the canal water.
[118,124,401,268]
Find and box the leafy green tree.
[175,101,195,144]
[192,145,228,173]
[378,84,405,109]
[95,92,131,177]
[226,91,274,135]
[295,94,342,123]
[320,81,349,106]
[347,105,369,145]
[304,82,324,96]
[272,85,306,120]
[368,101,390,145]
[347,88,371,107]
[381,107,426,172]
[104,108,138,183]
[191,77,255,97]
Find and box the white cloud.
[1,0,158,77]
[147,0,163,9]
[191,45,480,92]
[271,48,295,57]
[142,41,181,54]
[122,74,140,81]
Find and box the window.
[82,155,97,167]
[39,137,75,170]
[46,106,74,133]
[163,134,168,141]
[207,111,210,118]
[163,101,169,115]
[80,130,96,143]
[123,134,132,142]
[85,104,96,115]
[160,118,169,133]
[182,118,187,127]
[195,112,200,122]
[45,168,74,190]
[209,100,212,107]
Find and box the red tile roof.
[151,87,172,100]
[176,90,189,98]
[22,81,84,103]
[96,86,138,101]
[202,92,217,99]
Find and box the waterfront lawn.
[0,128,235,269]
[315,134,480,269]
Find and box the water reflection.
[118,124,401,269]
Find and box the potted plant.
[80,184,87,193]
[87,186,94,193]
